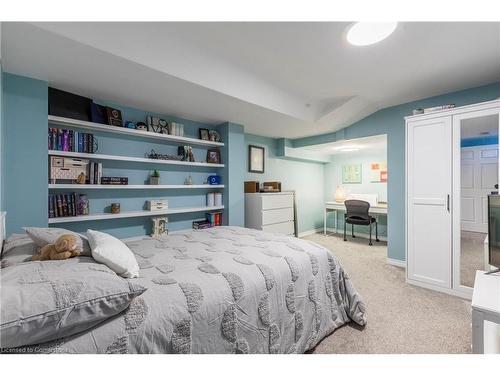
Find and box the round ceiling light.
[346,22,398,46]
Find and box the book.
[48,195,54,218]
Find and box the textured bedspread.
[25,226,366,354]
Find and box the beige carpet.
[305,233,472,354]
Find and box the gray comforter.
[24,226,366,354]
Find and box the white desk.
[324,201,388,235]
[472,270,500,353]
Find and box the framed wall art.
[248,145,265,173]
[342,164,362,184]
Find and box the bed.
[1,226,366,354]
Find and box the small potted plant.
[150,170,160,185]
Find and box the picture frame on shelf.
[199,128,210,141]
[151,216,169,237]
[248,145,265,173]
[209,130,221,142]
[206,149,221,164]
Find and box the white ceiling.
[299,134,387,156]
[2,22,499,139]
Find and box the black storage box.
[48,87,92,121]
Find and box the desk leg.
[334,210,338,234]
[472,309,485,354]
[324,209,327,236]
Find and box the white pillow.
[86,229,139,278]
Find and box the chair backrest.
[344,199,370,220]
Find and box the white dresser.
[244,192,296,236]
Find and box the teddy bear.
[32,234,82,261]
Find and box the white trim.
[48,115,224,147]
[406,278,473,300]
[48,205,224,224]
[325,227,388,242]
[48,150,224,168]
[298,228,323,238]
[387,258,406,268]
[49,184,224,190]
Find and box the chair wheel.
[343,238,347,241]
[352,235,356,238]
[369,243,373,246]
[376,239,380,242]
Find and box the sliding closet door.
[407,116,452,289]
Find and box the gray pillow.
[0,258,146,348]
[24,227,91,256]
[1,234,38,266]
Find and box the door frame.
[452,107,500,298]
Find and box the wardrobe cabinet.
[406,99,500,298]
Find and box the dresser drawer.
[262,207,294,226]
[262,221,294,235]
[261,194,293,210]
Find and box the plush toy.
[32,234,82,261]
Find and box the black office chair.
[343,199,379,246]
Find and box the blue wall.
[245,134,325,234]
[1,72,243,238]
[3,73,48,235]
[293,81,500,261]
[461,135,499,147]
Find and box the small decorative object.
[149,170,160,185]
[77,194,89,215]
[412,108,424,115]
[111,203,121,214]
[125,121,137,129]
[147,199,168,211]
[342,164,362,184]
[206,193,215,207]
[199,128,210,141]
[370,161,388,183]
[105,107,123,127]
[31,234,81,261]
[184,175,193,185]
[168,122,184,137]
[147,116,169,134]
[206,149,221,164]
[209,130,221,142]
[263,181,281,192]
[136,122,148,131]
[334,185,346,202]
[214,193,223,206]
[76,172,86,184]
[178,146,195,162]
[152,217,169,237]
[244,181,260,193]
[422,104,455,114]
[207,175,221,185]
[248,145,265,173]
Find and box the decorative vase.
[150,176,160,185]
[77,194,89,215]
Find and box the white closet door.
[407,116,452,289]
[460,145,498,233]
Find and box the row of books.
[48,193,85,218]
[192,212,223,229]
[48,128,95,153]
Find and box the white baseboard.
[325,227,388,242]
[387,258,406,268]
[298,228,323,238]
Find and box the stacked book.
[101,177,129,185]
[48,128,95,153]
[49,193,80,218]
[88,162,103,184]
[192,220,213,230]
[169,122,184,137]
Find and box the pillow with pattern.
[0,258,146,349]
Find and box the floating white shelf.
[48,150,225,168]
[48,115,224,147]
[49,184,225,190]
[48,205,225,224]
